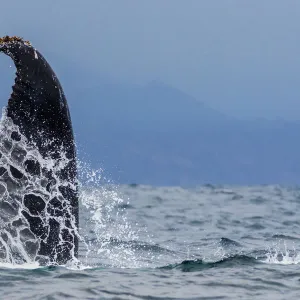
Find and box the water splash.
[0,108,155,268]
[263,240,300,265]
[77,161,150,268]
[0,106,200,270]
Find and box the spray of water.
[0,108,151,269]
[263,240,300,265]
[77,161,148,268]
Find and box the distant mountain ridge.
[67,78,300,186]
[70,80,230,131]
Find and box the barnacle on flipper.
[0,36,31,46]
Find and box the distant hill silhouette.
[67,78,300,186]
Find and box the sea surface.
[1,184,300,299]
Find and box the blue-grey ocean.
[1,183,300,299]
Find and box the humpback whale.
[0,36,78,265]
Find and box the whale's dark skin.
[0,36,78,264]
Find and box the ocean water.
[1,183,300,299]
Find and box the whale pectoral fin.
[0,36,79,265]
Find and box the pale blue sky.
[1,1,300,120]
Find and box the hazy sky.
[1,1,300,120]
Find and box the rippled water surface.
[2,184,300,299]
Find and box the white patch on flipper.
[34,50,38,60]
[0,109,79,265]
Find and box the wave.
[102,238,176,254]
[160,255,259,272]
[218,237,242,248]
